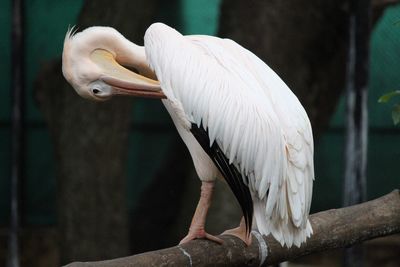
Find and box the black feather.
[190,123,253,235]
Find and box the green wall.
[0,1,399,225]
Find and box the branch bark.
[63,190,400,267]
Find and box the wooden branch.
[63,190,400,267]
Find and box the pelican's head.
[62,26,164,101]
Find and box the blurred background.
[0,0,399,266]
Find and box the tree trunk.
[34,0,156,264]
[129,139,193,253]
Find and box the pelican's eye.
[89,81,112,98]
[92,88,101,94]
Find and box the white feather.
[144,23,314,248]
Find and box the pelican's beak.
[90,49,166,99]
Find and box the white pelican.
[62,23,314,247]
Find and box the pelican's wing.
[205,36,315,247]
[144,23,314,247]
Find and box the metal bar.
[343,0,371,266]
[343,0,371,210]
[8,0,25,266]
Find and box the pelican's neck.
[116,35,157,80]
[112,35,156,79]
[114,40,147,70]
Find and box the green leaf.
[392,104,400,125]
[378,90,400,103]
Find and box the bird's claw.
[179,229,223,245]
[222,227,252,246]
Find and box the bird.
[62,22,314,248]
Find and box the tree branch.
[63,190,400,266]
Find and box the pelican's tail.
[253,198,313,248]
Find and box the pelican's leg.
[179,181,223,245]
[222,217,252,246]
